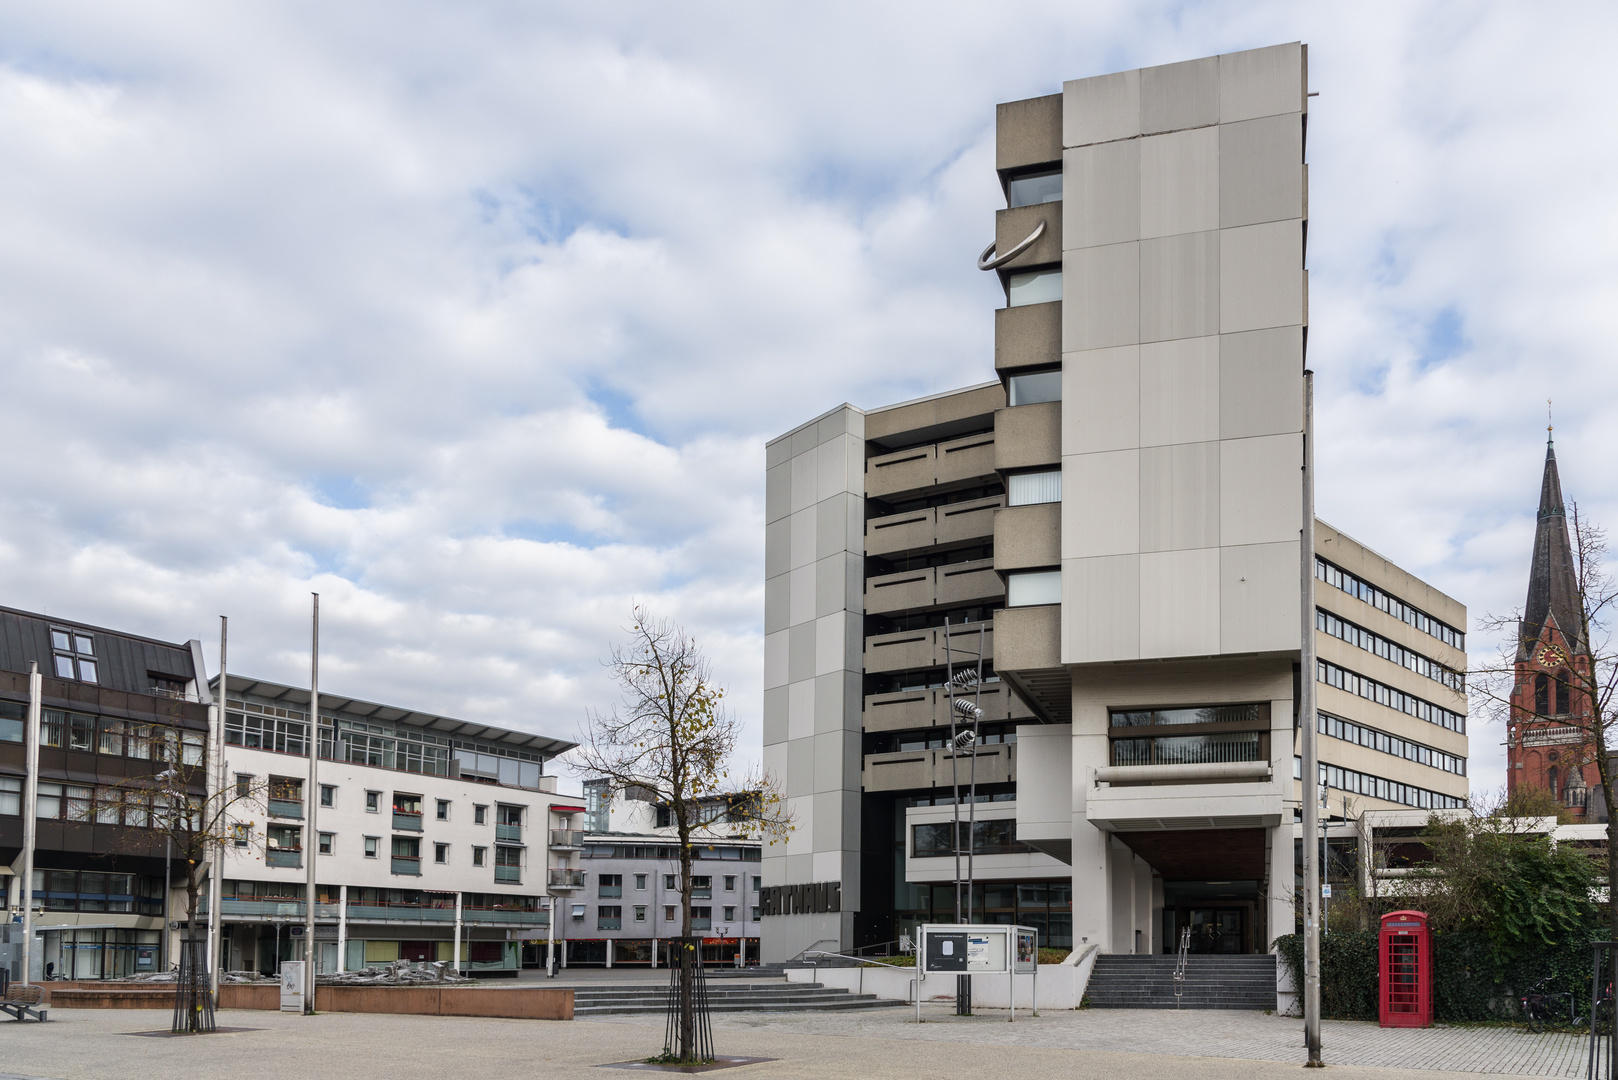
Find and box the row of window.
[51,628,99,683]
[586,904,756,929]
[592,872,761,897]
[0,778,201,826]
[1316,609,1464,692]
[1315,557,1465,649]
[0,704,206,764]
[1296,757,1467,811]
[245,773,523,828]
[912,818,1026,857]
[254,824,521,871]
[223,881,539,912]
[24,868,165,914]
[1317,659,1467,734]
[578,843,761,861]
[1317,711,1466,776]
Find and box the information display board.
[1014,928,1037,974]
[919,924,1027,974]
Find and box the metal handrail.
[803,950,915,1000]
[1172,927,1191,1009]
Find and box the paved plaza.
[0,1004,1598,1080]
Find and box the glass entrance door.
[1185,908,1245,954]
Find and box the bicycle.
[1521,979,1555,1033]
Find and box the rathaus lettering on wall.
[759,882,841,916]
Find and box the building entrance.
[1161,881,1259,954]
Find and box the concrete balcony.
[866,444,937,500]
[936,495,1004,545]
[993,605,1060,672]
[994,502,1059,572]
[864,743,1016,792]
[937,558,1003,606]
[994,202,1063,273]
[865,567,936,615]
[1084,778,1285,833]
[865,507,936,557]
[864,625,997,675]
[935,432,997,487]
[863,683,1032,734]
[994,402,1061,472]
[995,301,1061,375]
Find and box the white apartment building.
[211,675,580,975]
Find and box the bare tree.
[574,606,791,1063]
[1471,505,1618,938]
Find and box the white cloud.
[0,3,1614,800]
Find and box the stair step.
[1086,954,1277,1012]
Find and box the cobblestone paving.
[599,1004,1597,1077]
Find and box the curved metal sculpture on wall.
[976,219,1046,271]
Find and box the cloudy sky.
[2,3,1614,798]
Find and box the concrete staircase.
[1084,954,1278,1010]
[572,980,904,1017]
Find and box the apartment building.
[211,674,577,975]
[761,43,1470,964]
[563,789,762,967]
[0,605,210,981]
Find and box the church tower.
[1505,435,1603,819]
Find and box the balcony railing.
[392,810,423,832]
[690,887,712,899]
[346,903,453,922]
[266,849,302,869]
[493,866,521,884]
[391,855,422,876]
[598,918,621,931]
[496,823,522,843]
[690,917,712,931]
[220,898,340,918]
[598,886,622,899]
[463,908,547,926]
[549,830,584,848]
[267,798,304,820]
[548,869,584,889]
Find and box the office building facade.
[762,44,1470,963]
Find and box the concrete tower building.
[762,44,1470,966]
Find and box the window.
[1007,169,1061,208]
[318,832,334,855]
[225,710,308,755]
[635,874,647,891]
[436,799,450,821]
[473,805,487,825]
[723,906,736,922]
[364,836,379,859]
[1007,368,1061,405]
[599,874,622,898]
[1007,269,1061,308]
[0,701,21,744]
[1007,569,1061,607]
[690,906,712,927]
[51,629,97,683]
[435,843,449,864]
[690,875,712,898]
[913,819,1026,857]
[472,846,486,867]
[723,876,736,892]
[663,874,677,891]
[496,804,522,827]
[751,907,761,920]
[392,837,421,871]
[366,791,380,813]
[1008,469,1061,506]
[235,773,253,797]
[267,825,302,852]
[232,823,251,848]
[634,905,647,922]
[320,785,335,808]
[663,906,676,922]
[0,776,21,816]
[751,876,760,892]
[598,905,622,930]
[1556,671,1572,716]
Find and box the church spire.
[1521,434,1582,656]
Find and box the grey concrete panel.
[997,202,1064,269]
[863,383,1003,446]
[1139,230,1219,344]
[936,494,1004,545]
[841,730,863,794]
[1139,441,1220,553]
[1220,433,1301,547]
[1064,345,1139,454]
[789,504,817,570]
[765,462,790,523]
[1062,553,1141,663]
[994,502,1061,570]
[787,679,814,742]
[783,853,813,886]
[1220,326,1302,439]
[787,623,816,684]
[995,301,1062,373]
[1140,56,1219,135]
[816,495,849,560]
[764,629,788,690]
[817,433,861,503]
[937,559,1005,607]
[766,436,792,471]
[763,686,788,746]
[788,564,814,627]
[994,604,1061,670]
[864,566,934,615]
[1220,541,1301,654]
[1062,141,1139,250]
[813,611,847,677]
[1219,42,1305,123]
[814,731,845,795]
[1062,449,1139,558]
[1140,335,1220,447]
[790,425,818,460]
[765,517,790,578]
[1062,242,1139,351]
[936,431,998,487]
[866,506,933,557]
[864,751,936,792]
[786,735,814,796]
[1139,546,1221,657]
[1064,68,1140,147]
[863,690,934,732]
[865,444,936,499]
[1219,114,1304,229]
[814,554,847,619]
[1219,220,1303,333]
[816,407,859,445]
[765,573,790,634]
[997,93,1063,172]
[1139,126,1218,239]
[789,449,817,513]
[994,401,1061,470]
[864,629,936,674]
[811,791,846,850]
[843,557,864,623]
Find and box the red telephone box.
[1380,910,1432,1028]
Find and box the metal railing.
[463,908,546,925]
[496,823,522,842]
[267,798,304,820]
[391,855,422,876]
[392,810,423,831]
[266,849,302,869]
[549,830,584,848]
[493,865,521,884]
[548,869,584,888]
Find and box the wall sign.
[759,881,841,916]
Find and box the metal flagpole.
[208,616,227,996]
[304,593,320,1014]
[967,624,983,922]
[19,662,41,985]
[1301,370,1322,1066]
[946,614,960,924]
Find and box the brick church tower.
[1505,434,1604,820]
